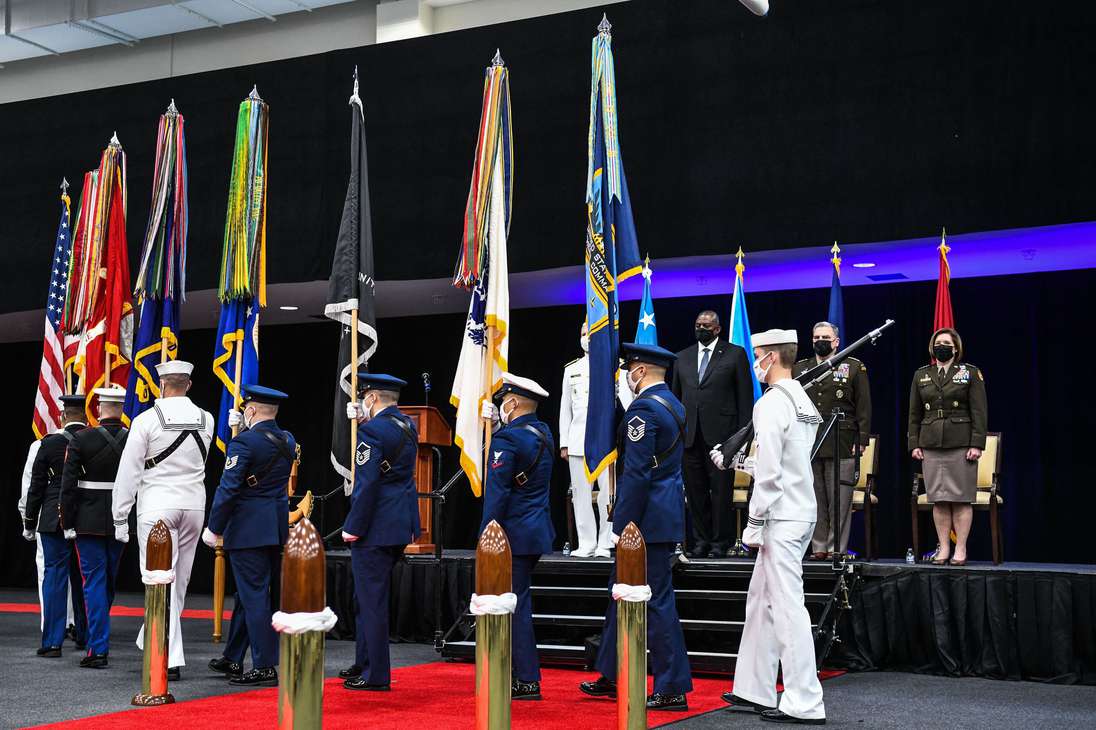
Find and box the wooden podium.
[399,406,452,555]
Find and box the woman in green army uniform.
[907,328,988,566]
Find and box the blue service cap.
[356,373,407,394]
[620,342,677,369]
[59,394,86,407]
[241,384,289,405]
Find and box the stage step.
[533,613,748,632]
[531,585,830,604]
[443,640,740,673]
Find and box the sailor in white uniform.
[714,329,826,725]
[559,323,632,557]
[112,360,213,674]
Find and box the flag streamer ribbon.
[218,94,269,305]
[453,62,512,288]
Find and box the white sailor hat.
[751,329,798,348]
[494,372,549,402]
[155,360,194,377]
[93,386,127,404]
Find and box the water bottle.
[562,541,572,557]
[905,548,915,564]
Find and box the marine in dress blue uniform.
[480,372,555,700]
[59,386,129,667]
[23,393,89,656]
[204,385,296,687]
[341,374,420,691]
[581,343,693,711]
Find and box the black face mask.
[933,344,955,362]
[812,339,834,357]
[695,328,716,345]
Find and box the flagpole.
[350,310,359,486]
[482,325,496,467]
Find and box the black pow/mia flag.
[325,70,377,494]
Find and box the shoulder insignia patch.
[225,455,238,470]
[627,416,646,442]
[355,443,371,466]
[491,450,505,469]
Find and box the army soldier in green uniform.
[908,327,988,566]
[792,322,871,558]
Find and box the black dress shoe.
[708,544,728,559]
[343,676,390,691]
[230,667,278,686]
[208,657,243,678]
[579,676,616,698]
[80,653,109,668]
[722,692,775,712]
[167,667,181,681]
[37,646,62,658]
[512,679,541,701]
[646,692,688,711]
[687,544,710,559]
[760,709,826,724]
[338,664,363,679]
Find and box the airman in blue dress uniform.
[581,343,693,711]
[481,372,555,701]
[340,374,420,692]
[24,393,89,657]
[204,384,296,687]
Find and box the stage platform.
[327,549,1096,685]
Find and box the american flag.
[32,194,74,439]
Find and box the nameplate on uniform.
[627,416,646,442]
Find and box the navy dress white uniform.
[341,374,420,691]
[24,394,90,655]
[732,329,826,723]
[481,373,555,696]
[113,360,213,669]
[59,386,129,665]
[206,385,296,685]
[585,343,692,708]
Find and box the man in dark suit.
[671,310,754,558]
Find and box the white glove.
[341,531,359,543]
[732,453,757,477]
[480,401,498,423]
[742,523,765,549]
[709,447,725,470]
[227,409,242,429]
[63,528,77,541]
[22,529,35,542]
[114,524,130,544]
[202,527,220,548]
[346,401,364,421]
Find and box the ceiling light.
[852,262,876,268]
[279,305,299,311]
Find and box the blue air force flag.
[212,299,259,452]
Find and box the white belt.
[77,480,115,491]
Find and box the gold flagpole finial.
[938,226,950,255]
[60,177,70,196]
[735,246,746,276]
[831,240,841,275]
[642,254,652,279]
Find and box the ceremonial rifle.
[718,319,896,460]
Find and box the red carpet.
[0,602,230,621]
[28,662,844,730]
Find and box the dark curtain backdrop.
[3,0,1096,314]
[3,268,1094,592]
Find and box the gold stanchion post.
[475,520,512,730]
[616,522,647,730]
[133,520,175,706]
[277,518,327,729]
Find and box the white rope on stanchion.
[271,607,338,635]
[469,592,517,615]
[612,583,652,602]
[141,569,175,585]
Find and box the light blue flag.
[634,257,657,345]
[730,252,762,402]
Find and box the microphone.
[422,372,431,406]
